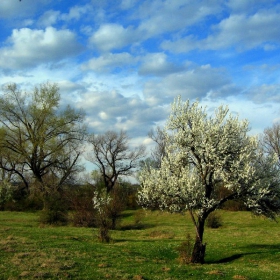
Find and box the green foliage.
[0,180,13,210]
[39,193,68,225]
[0,82,86,207]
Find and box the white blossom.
[138,97,280,218]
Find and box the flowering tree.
[139,97,280,264]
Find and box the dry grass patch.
[149,230,175,239]
[232,275,248,279]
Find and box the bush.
[206,211,223,228]
[39,193,68,225]
[0,180,13,210]
[66,185,96,227]
[39,209,68,225]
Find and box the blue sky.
[1,0,280,149]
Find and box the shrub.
[66,185,96,227]
[206,211,223,228]
[39,193,68,225]
[0,180,13,210]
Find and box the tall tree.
[139,97,280,264]
[261,122,280,166]
[87,130,145,194]
[148,126,167,168]
[0,83,86,208]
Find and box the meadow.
[0,210,279,280]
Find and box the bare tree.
[87,130,145,194]
[148,126,167,168]
[261,123,280,165]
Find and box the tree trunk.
[191,217,206,264]
[191,238,206,263]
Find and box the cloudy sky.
[1,0,280,148]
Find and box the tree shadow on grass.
[243,243,280,250]
[208,243,280,264]
[120,223,156,231]
[210,253,245,264]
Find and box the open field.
[0,210,280,280]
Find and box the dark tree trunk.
[191,238,206,263]
[191,217,206,264]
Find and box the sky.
[1,0,280,152]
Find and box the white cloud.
[77,90,166,136]
[61,5,92,22]
[82,52,137,72]
[162,9,280,52]
[143,65,236,105]
[137,0,222,37]
[38,10,61,27]
[138,52,183,76]
[0,27,83,69]
[247,84,280,103]
[120,0,138,10]
[227,0,277,13]
[0,0,50,19]
[89,23,140,52]
[206,11,280,50]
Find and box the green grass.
[0,210,280,279]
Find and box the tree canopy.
[87,130,145,193]
[0,83,86,202]
[138,96,280,263]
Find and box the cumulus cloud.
[162,9,280,52]
[247,84,280,103]
[227,0,276,13]
[0,27,83,69]
[120,0,138,10]
[82,52,137,72]
[0,0,50,19]
[205,11,280,50]
[77,90,167,136]
[143,65,237,105]
[37,5,93,27]
[89,23,140,52]
[38,10,61,27]
[138,53,184,76]
[137,0,222,37]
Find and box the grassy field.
[0,210,279,280]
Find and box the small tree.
[139,97,280,264]
[87,130,145,233]
[87,130,145,194]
